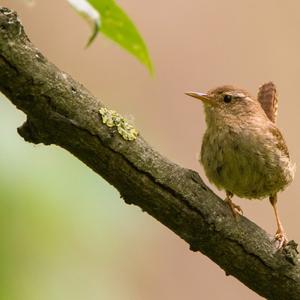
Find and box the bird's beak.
[185,92,213,105]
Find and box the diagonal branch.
[0,7,299,299]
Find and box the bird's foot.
[274,230,288,249]
[224,198,243,218]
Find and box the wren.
[186,82,295,248]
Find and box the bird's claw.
[273,231,288,249]
[225,199,243,218]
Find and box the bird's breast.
[200,125,294,199]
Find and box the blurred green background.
[1,1,300,299]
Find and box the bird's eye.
[223,95,232,103]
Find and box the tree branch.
[0,7,299,299]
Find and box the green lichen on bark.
[99,107,138,141]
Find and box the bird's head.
[186,85,262,125]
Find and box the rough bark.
[0,7,299,299]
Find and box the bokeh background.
[1,1,300,299]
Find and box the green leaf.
[88,0,153,74]
[68,0,101,46]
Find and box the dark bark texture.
[0,7,299,299]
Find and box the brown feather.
[257,82,278,123]
[269,125,290,158]
[208,85,252,98]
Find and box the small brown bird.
[186,82,295,248]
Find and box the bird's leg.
[225,191,243,217]
[269,194,288,249]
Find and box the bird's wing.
[257,82,278,123]
[269,125,290,158]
